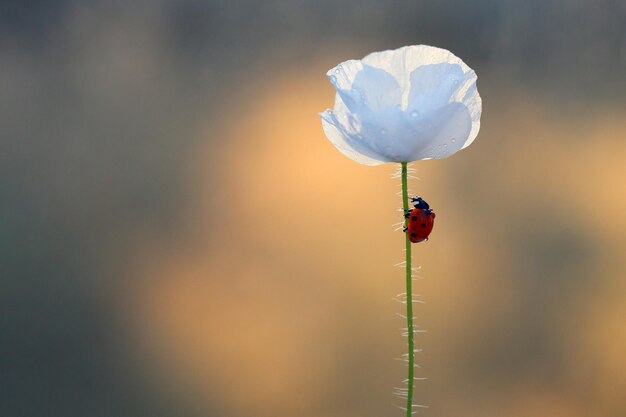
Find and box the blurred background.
[1,1,625,416]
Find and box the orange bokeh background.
[123,68,626,416]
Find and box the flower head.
[320,45,482,165]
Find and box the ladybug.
[403,196,436,243]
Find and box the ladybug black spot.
[410,233,417,238]
[411,216,417,221]
[421,223,426,227]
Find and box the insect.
[403,196,436,243]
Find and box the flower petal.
[328,64,402,113]
[407,63,466,111]
[362,45,467,91]
[319,107,387,166]
[407,102,473,160]
[320,45,482,165]
[458,79,481,151]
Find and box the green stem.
[400,162,414,416]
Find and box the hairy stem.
[401,162,414,416]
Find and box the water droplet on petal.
[329,75,337,83]
[443,143,448,148]
[410,110,419,117]
[380,128,387,135]
[451,138,456,143]
[356,89,367,104]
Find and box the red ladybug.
[403,196,435,243]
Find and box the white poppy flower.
[320,45,482,165]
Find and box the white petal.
[458,79,481,151]
[328,63,401,113]
[354,101,472,162]
[331,93,408,162]
[407,63,466,110]
[407,102,473,160]
[361,45,468,94]
[356,104,416,161]
[320,45,482,165]
[319,108,387,166]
